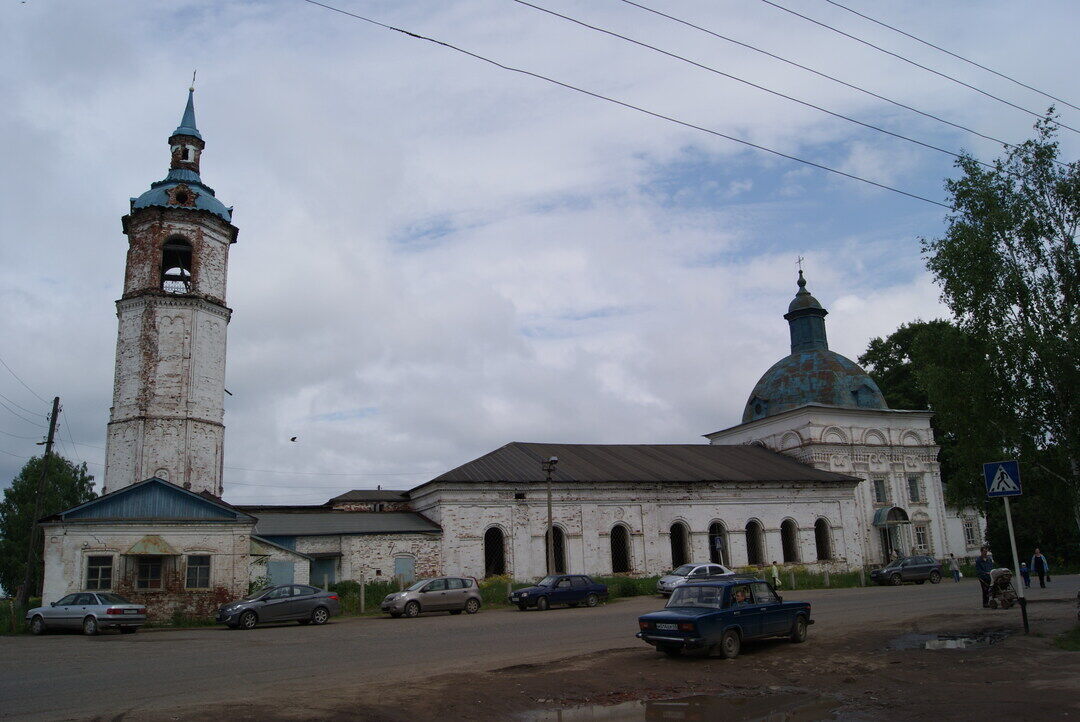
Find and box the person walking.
[1019,562,1031,589]
[974,546,995,608]
[948,553,961,583]
[770,561,782,589]
[1031,549,1051,588]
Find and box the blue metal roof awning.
[873,506,910,527]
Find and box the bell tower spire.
[102,88,238,496]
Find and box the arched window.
[610,525,631,574]
[483,527,505,577]
[745,520,765,565]
[546,526,567,574]
[161,238,192,294]
[781,519,800,563]
[708,522,729,566]
[669,522,689,568]
[815,518,832,560]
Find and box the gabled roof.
[252,512,440,537]
[327,489,409,503]
[44,477,255,523]
[413,442,859,490]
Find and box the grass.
[1053,626,1080,651]
[1,599,40,635]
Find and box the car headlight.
[521,592,529,597]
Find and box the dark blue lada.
[636,578,812,658]
[509,574,608,611]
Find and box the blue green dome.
[131,168,232,222]
[742,272,888,423]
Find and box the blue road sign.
[984,460,1022,497]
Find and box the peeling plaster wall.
[410,481,860,580]
[249,539,311,586]
[40,521,253,619]
[291,534,441,583]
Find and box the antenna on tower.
[190,69,197,92]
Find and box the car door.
[422,578,449,610]
[726,583,762,638]
[570,576,590,603]
[444,578,468,609]
[687,566,710,584]
[549,577,572,605]
[259,585,294,621]
[751,582,789,635]
[49,593,79,628]
[72,593,97,627]
[285,585,316,620]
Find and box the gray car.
[656,563,735,596]
[25,592,146,635]
[381,576,482,618]
[217,584,341,629]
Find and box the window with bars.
[186,555,211,589]
[872,477,888,504]
[86,556,113,590]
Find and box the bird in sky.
[289,436,297,442]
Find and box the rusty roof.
[414,442,859,489]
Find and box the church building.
[40,93,981,618]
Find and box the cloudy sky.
[2,0,1078,505]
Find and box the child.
[1019,562,1031,589]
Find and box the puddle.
[887,629,1013,651]
[520,692,840,721]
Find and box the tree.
[0,455,95,598]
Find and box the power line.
[512,0,987,169]
[0,354,48,404]
[301,0,951,209]
[0,428,41,441]
[0,447,31,459]
[614,0,1056,164]
[0,391,45,417]
[758,0,1080,135]
[0,397,46,428]
[61,408,84,465]
[823,0,1080,114]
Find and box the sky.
[2,0,1078,506]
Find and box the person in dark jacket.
[1031,549,1051,588]
[974,546,995,608]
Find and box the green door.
[310,558,336,589]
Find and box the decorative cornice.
[116,294,232,320]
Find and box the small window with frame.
[86,555,113,590]
[872,477,888,504]
[136,558,163,589]
[907,475,923,503]
[185,555,211,589]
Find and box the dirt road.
[2,577,1077,720]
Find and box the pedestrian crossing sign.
[984,460,1022,497]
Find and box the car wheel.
[536,596,550,611]
[890,573,903,586]
[584,593,599,608]
[465,598,481,615]
[790,615,808,643]
[404,601,421,618]
[120,627,138,634]
[30,615,46,635]
[718,629,741,659]
[239,611,258,630]
[658,643,681,657]
[517,604,527,611]
[929,571,942,584]
[311,607,329,625]
[82,616,99,636]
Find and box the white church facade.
[40,93,981,618]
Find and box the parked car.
[656,563,735,596]
[869,555,943,586]
[217,584,340,629]
[381,576,483,618]
[509,574,608,611]
[25,592,146,636]
[636,579,812,659]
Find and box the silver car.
[656,563,735,596]
[217,584,341,629]
[25,592,146,635]
[381,576,482,618]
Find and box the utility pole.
[542,456,558,575]
[16,396,60,610]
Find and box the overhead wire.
[0,354,48,404]
[512,0,997,170]
[822,0,1080,114]
[758,0,1080,135]
[301,0,951,209]
[0,397,46,427]
[613,0,1060,164]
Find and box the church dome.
[742,271,888,423]
[131,169,233,222]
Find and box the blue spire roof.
[172,89,201,139]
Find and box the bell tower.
[103,89,238,496]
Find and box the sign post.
[983,460,1028,634]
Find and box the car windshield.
[666,585,722,609]
[96,593,131,604]
[536,576,559,587]
[405,579,430,592]
[885,559,905,569]
[670,565,696,576]
[240,587,273,601]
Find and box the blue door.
[394,556,415,583]
[310,558,336,588]
[266,561,294,586]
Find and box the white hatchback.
[656,563,734,596]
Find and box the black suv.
[870,555,942,586]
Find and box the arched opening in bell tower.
[161,238,192,293]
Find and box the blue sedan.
[509,574,608,611]
[636,578,812,658]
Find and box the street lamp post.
[541,456,559,575]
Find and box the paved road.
[2,577,1076,720]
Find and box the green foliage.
[331,578,402,615]
[477,575,532,607]
[247,576,271,594]
[0,598,39,635]
[0,455,95,597]
[1053,626,1080,652]
[592,575,660,599]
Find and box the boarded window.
[610,525,631,573]
[86,556,112,590]
[186,555,210,589]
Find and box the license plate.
[124,609,138,615]
[655,623,678,631]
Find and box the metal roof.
[172,89,202,140]
[252,512,440,537]
[416,442,859,488]
[328,490,409,503]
